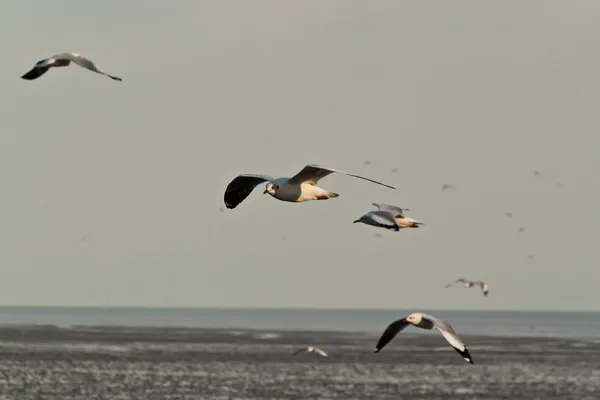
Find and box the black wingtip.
[454,346,474,364]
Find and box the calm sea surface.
[0,306,598,338]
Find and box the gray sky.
[1,0,598,310]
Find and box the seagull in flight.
[292,346,329,357]
[353,203,424,230]
[21,52,122,81]
[445,278,489,296]
[374,312,474,364]
[223,164,395,209]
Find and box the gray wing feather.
[288,164,395,189]
[366,211,398,228]
[224,174,272,209]
[444,278,467,288]
[372,203,407,216]
[422,313,473,363]
[59,53,123,81]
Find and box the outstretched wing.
[287,164,395,189]
[223,174,272,209]
[65,53,123,81]
[372,203,408,217]
[444,278,466,288]
[291,348,306,356]
[21,66,50,80]
[373,318,410,353]
[423,314,474,364]
[474,281,489,296]
[314,348,329,357]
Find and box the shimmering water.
[0,306,598,338]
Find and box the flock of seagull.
[222,162,482,364]
[21,51,498,366]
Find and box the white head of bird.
[406,313,421,324]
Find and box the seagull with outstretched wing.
[445,278,489,296]
[292,346,329,357]
[353,202,424,231]
[21,52,122,81]
[374,312,474,364]
[223,164,395,209]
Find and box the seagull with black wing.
[21,52,122,81]
[223,164,395,209]
[353,203,424,231]
[374,312,474,364]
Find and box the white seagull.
[223,164,395,209]
[292,346,329,357]
[21,52,122,81]
[374,312,474,364]
[445,278,489,296]
[353,203,424,231]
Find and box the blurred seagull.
[353,203,424,231]
[374,312,474,364]
[445,278,489,296]
[292,346,329,358]
[223,164,395,209]
[21,52,122,81]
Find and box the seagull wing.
[444,278,465,288]
[372,203,407,216]
[287,164,395,189]
[314,348,329,357]
[474,281,489,296]
[224,174,272,209]
[373,318,410,353]
[63,53,123,81]
[423,314,474,364]
[291,348,306,356]
[21,65,50,80]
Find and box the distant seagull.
[374,312,474,364]
[353,203,424,231]
[445,278,489,296]
[504,212,513,218]
[292,346,329,358]
[517,227,526,233]
[441,184,455,190]
[21,52,122,81]
[533,169,540,177]
[223,164,395,209]
[390,168,398,173]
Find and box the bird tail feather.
[328,192,339,198]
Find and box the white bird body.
[374,312,474,364]
[269,178,331,203]
[223,164,395,209]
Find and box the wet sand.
[0,325,598,399]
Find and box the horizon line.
[0,304,597,313]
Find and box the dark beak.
[353,219,360,223]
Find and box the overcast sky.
[0,0,598,310]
